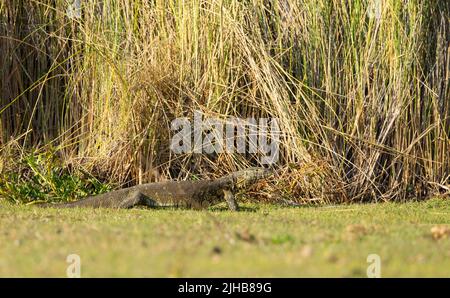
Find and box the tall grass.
[1,0,449,203]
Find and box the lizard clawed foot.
[223,190,239,211]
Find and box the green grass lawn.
[0,199,449,277]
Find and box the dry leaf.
[235,229,257,243]
[431,225,450,240]
[345,224,368,240]
[299,245,313,258]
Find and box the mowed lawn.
[0,199,449,277]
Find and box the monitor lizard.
[38,167,273,211]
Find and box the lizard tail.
[36,201,78,208]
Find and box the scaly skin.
[38,167,273,211]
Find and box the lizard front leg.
[223,189,239,211]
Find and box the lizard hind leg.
[223,190,239,211]
[117,191,151,209]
